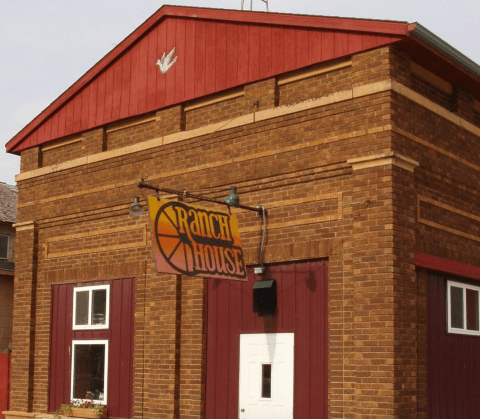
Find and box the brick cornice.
[13,220,36,232]
[17,78,480,182]
[347,152,419,172]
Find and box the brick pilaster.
[82,127,106,154]
[348,153,418,419]
[244,77,278,112]
[20,147,42,172]
[10,220,38,412]
[179,276,205,419]
[351,47,391,88]
[454,86,475,122]
[416,269,428,419]
[142,268,178,419]
[389,46,411,87]
[156,105,185,137]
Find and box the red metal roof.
[6,6,411,154]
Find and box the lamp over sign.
[224,186,240,208]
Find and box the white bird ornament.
[156,47,178,74]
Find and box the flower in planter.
[54,400,106,418]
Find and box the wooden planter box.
[70,408,107,418]
[2,412,36,419]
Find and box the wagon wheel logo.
[154,201,194,275]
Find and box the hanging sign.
[148,196,247,281]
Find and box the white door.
[239,333,294,419]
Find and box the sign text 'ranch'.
[148,197,247,281]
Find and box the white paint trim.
[447,280,480,336]
[348,152,419,172]
[73,285,110,330]
[71,339,109,405]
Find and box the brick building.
[4,5,480,419]
[0,182,16,352]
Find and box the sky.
[1,0,479,186]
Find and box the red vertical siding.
[271,26,284,76]
[205,21,217,96]
[0,353,11,419]
[49,277,135,419]
[94,73,106,127]
[348,32,363,55]
[79,85,90,130]
[146,26,159,109]
[236,23,249,86]
[205,260,328,419]
[165,18,178,106]
[283,27,297,73]
[295,29,309,69]
[427,273,480,419]
[227,281,242,411]
[259,26,272,78]
[308,29,322,64]
[111,59,123,122]
[215,22,228,92]
[104,60,115,122]
[49,283,73,412]
[72,93,82,133]
[321,31,335,62]
[184,19,196,101]
[119,53,131,120]
[248,24,260,81]
[225,23,239,88]
[9,12,404,153]
[174,18,186,103]
[128,46,139,116]
[194,19,207,98]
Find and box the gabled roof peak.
[6,5,477,155]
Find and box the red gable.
[6,6,410,154]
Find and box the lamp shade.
[129,197,145,216]
[224,186,239,207]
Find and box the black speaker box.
[253,279,277,314]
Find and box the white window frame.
[70,340,109,405]
[0,234,9,259]
[73,285,110,330]
[447,280,480,336]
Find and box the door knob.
[241,408,245,412]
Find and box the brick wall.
[389,48,480,418]
[42,138,84,167]
[11,222,38,412]
[185,94,245,131]
[20,147,41,173]
[278,63,352,106]
[106,120,156,150]
[11,44,480,419]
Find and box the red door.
[0,353,11,419]
[205,260,328,419]
[49,277,134,418]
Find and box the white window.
[447,280,480,335]
[73,285,110,330]
[71,340,109,404]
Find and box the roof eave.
[408,22,480,80]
